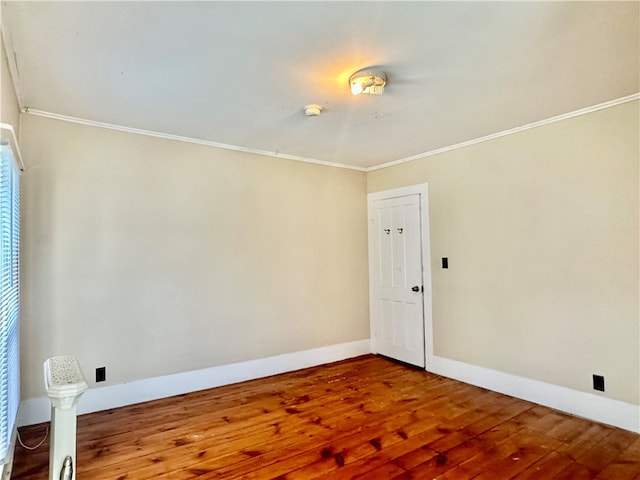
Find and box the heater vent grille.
[44,356,88,402]
[49,356,85,385]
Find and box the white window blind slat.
[0,145,20,463]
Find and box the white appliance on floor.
[44,356,88,480]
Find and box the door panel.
[370,194,425,367]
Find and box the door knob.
[411,286,420,292]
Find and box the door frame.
[367,183,434,370]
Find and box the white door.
[369,193,426,367]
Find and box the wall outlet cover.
[593,374,605,392]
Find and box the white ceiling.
[2,1,638,170]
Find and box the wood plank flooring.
[12,355,640,479]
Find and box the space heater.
[44,356,88,480]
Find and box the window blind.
[0,144,20,463]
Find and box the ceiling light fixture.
[349,69,387,95]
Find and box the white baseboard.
[18,342,639,434]
[17,339,372,427]
[428,354,640,433]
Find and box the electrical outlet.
[592,374,605,392]
[96,366,106,383]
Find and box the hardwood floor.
[12,355,640,479]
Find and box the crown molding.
[1,23,24,109]
[368,93,640,172]
[21,109,367,172]
[22,92,639,173]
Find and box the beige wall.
[368,101,639,405]
[1,35,20,132]
[18,98,639,409]
[20,114,370,399]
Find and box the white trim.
[19,94,639,173]
[18,339,639,433]
[0,429,16,479]
[429,355,640,433]
[0,25,23,110]
[17,339,371,427]
[0,124,24,172]
[368,93,640,171]
[21,109,366,172]
[367,184,434,369]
